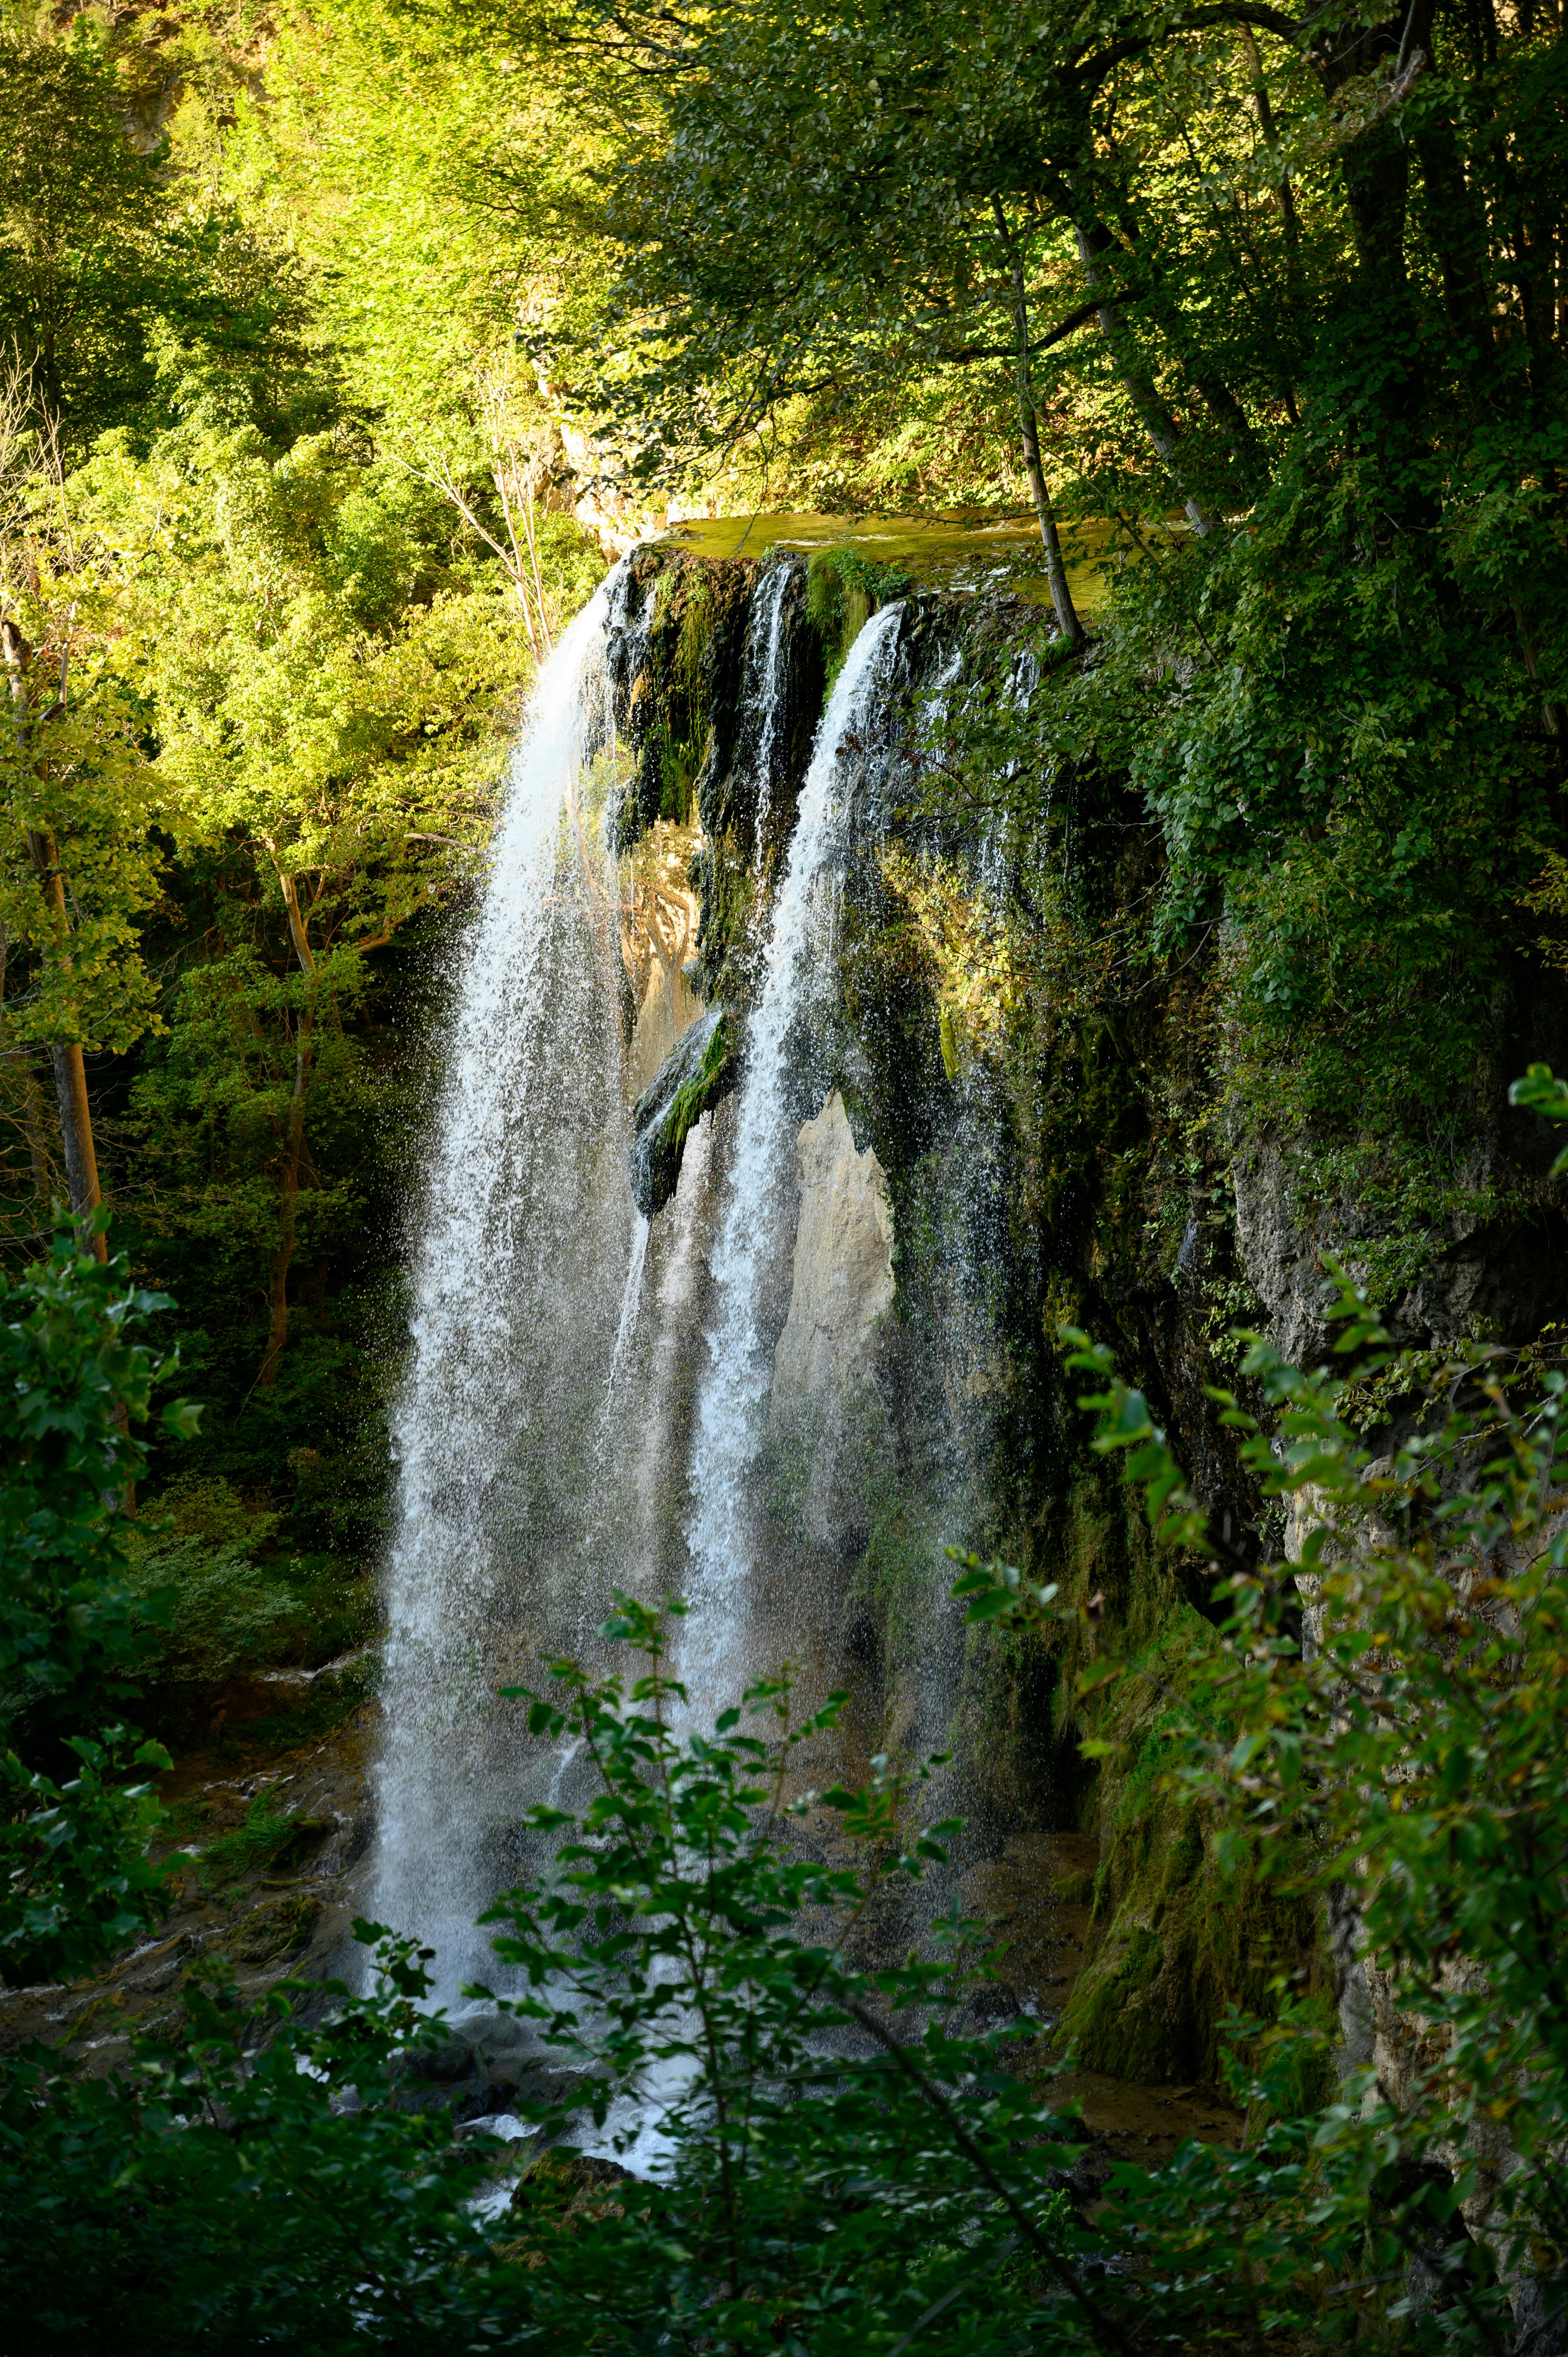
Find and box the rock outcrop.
[620,818,706,1095]
[766,1090,896,1553]
[630,1008,737,1216]
[772,1090,894,1407]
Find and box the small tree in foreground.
[0,1216,198,1982]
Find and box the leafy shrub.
[125,1474,374,1701]
[0,1220,197,1984]
[9,1211,1565,2350]
[196,1788,327,1889]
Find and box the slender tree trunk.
[26,834,107,1263]
[992,197,1086,650]
[0,920,55,1226]
[2,620,107,1262]
[257,1021,312,1390]
[1239,28,1302,287]
[1305,17,1418,325]
[1306,16,1437,540]
[1394,0,1494,378]
[6,628,131,1505]
[1068,206,1220,537]
[255,848,322,1393]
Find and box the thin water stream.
[680,601,904,1717]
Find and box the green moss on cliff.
[662,1016,735,1169]
[1059,1608,1331,2096]
[641,558,1335,2094]
[804,545,912,702]
[619,553,750,850]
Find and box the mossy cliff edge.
[607,545,1568,2087]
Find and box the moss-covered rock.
[1057,1611,1333,2098]
[630,1007,737,1215]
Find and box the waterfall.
[368,562,907,2011]
[371,570,636,1994]
[607,1214,650,1391]
[745,558,795,862]
[682,603,904,1706]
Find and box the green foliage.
[0,1939,511,2354]
[955,1229,1568,2327]
[1512,1062,1568,1172]
[0,18,166,437]
[0,1550,1533,2352]
[0,1218,197,1983]
[121,1472,373,1703]
[805,544,913,699]
[1075,465,1563,1165]
[195,1787,320,1888]
[0,0,608,1493]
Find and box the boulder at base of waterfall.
[497,2148,632,2269]
[389,2012,593,2120]
[772,1090,894,1406]
[630,1006,737,1216]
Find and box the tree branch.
[842,2000,1140,2357]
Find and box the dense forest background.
[1,0,623,1720]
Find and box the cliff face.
[608,545,1568,2085]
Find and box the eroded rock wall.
[609,546,1568,2087]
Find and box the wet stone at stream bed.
[390,2014,593,2124]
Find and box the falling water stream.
[680,603,904,1712]
[746,558,795,861]
[373,571,634,1991]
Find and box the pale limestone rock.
[773,1091,894,1407]
[631,948,705,1099]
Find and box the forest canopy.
[2,0,1568,2348]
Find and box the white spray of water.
[608,1214,650,1392]
[371,570,632,1995]
[682,603,904,1704]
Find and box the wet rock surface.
[0,1699,376,2069]
[391,2014,593,2123]
[630,1005,733,1215]
[960,1829,1247,2174]
[772,1088,893,1407]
